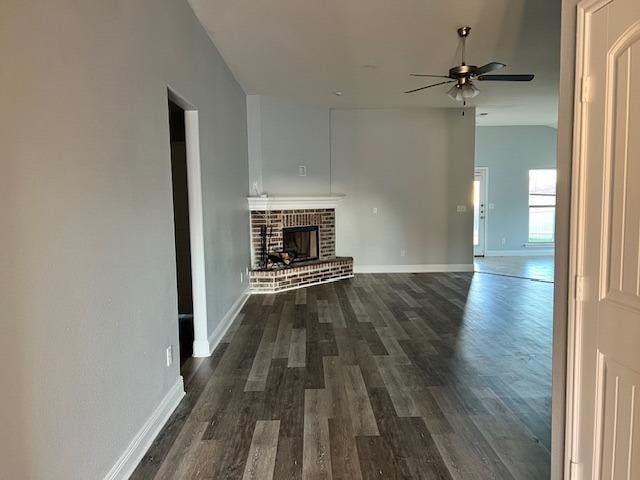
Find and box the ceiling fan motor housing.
[449,64,477,82]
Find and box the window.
[528,169,556,243]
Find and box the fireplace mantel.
[247,194,345,211]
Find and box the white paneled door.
[570,0,640,478]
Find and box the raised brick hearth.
[247,197,353,293]
[249,257,353,293]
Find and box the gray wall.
[247,95,330,195]
[0,1,249,478]
[475,126,558,253]
[331,108,476,268]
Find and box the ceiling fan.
[405,26,535,104]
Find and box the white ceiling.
[188,0,561,126]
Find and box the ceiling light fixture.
[333,91,343,96]
[446,82,479,102]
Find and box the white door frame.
[564,0,613,477]
[167,88,210,357]
[474,167,488,257]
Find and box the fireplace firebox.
[282,226,319,262]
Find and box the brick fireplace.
[247,196,353,293]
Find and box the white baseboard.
[103,377,185,480]
[354,264,474,274]
[192,338,211,357]
[204,290,249,356]
[484,249,554,257]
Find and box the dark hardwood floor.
[132,272,552,479]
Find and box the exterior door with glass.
[473,168,487,257]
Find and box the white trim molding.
[485,249,555,257]
[184,109,210,358]
[167,89,210,361]
[103,377,185,480]
[354,264,474,274]
[205,290,250,356]
[247,194,345,210]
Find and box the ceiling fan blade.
[473,62,506,76]
[477,74,535,81]
[405,80,454,94]
[410,74,451,79]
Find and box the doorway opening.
[168,99,194,369]
[473,167,487,257]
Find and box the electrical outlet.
[166,345,173,367]
[240,272,244,283]
[501,237,507,246]
[457,205,467,213]
[400,248,406,257]
[298,165,307,177]
[489,203,495,209]
[372,207,378,214]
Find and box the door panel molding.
[601,23,640,303]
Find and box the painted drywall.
[0,1,249,479]
[331,108,476,269]
[475,126,558,254]
[247,95,331,195]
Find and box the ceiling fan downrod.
[458,26,471,65]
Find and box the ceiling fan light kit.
[447,81,479,101]
[405,26,535,102]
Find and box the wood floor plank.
[303,389,333,480]
[245,312,279,391]
[221,313,245,344]
[352,340,386,390]
[376,362,420,417]
[431,413,516,480]
[326,284,347,328]
[242,420,280,480]
[295,287,307,305]
[152,421,211,480]
[367,387,452,480]
[356,435,404,480]
[317,299,330,323]
[375,327,412,365]
[343,365,379,436]
[328,418,363,480]
[273,301,295,359]
[288,327,306,368]
[342,283,368,320]
[393,287,422,308]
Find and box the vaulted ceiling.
[189,0,560,126]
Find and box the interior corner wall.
[331,108,476,269]
[247,95,264,195]
[475,126,558,254]
[247,95,331,195]
[0,1,249,479]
